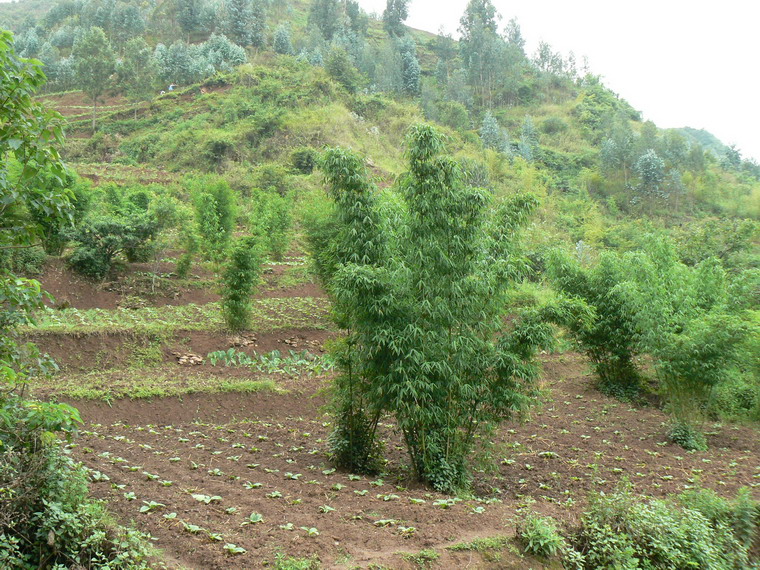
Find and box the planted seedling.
[192,494,222,504]
[300,527,319,537]
[223,543,246,555]
[139,501,165,513]
[241,512,264,525]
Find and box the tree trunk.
[92,98,97,133]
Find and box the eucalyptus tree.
[382,0,410,37]
[314,125,560,492]
[458,0,503,107]
[72,26,115,132]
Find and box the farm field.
[27,256,760,569]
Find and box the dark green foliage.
[178,0,203,38]
[518,514,566,558]
[382,0,409,37]
[220,236,262,331]
[325,46,361,93]
[8,163,86,257]
[541,117,568,135]
[67,213,159,279]
[400,48,421,97]
[313,126,559,492]
[189,177,237,261]
[308,0,341,41]
[2,246,47,277]
[678,487,759,550]
[569,487,753,569]
[250,192,292,261]
[273,25,294,56]
[547,250,642,399]
[175,228,199,279]
[0,397,153,568]
[291,147,317,174]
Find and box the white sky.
[359,0,760,162]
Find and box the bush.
[67,214,159,279]
[220,236,262,331]
[540,117,568,135]
[189,176,237,261]
[570,487,752,569]
[27,171,92,256]
[251,191,292,261]
[709,373,760,422]
[518,514,566,558]
[0,397,154,568]
[547,249,642,399]
[2,246,47,277]
[291,147,317,174]
[679,487,759,549]
[175,229,198,279]
[313,127,560,492]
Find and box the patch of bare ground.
[62,353,759,568]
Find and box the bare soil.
[62,354,759,569]
[30,254,760,568]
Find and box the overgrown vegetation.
[309,125,575,492]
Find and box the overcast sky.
[359,0,760,162]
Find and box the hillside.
[2,0,759,568]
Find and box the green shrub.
[678,487,759,548]
[709,373,760,422]
[2,246,47,277]
[0,397,153,568]
[313,127,560,492]
[547,249,642,399]
[518,514,566,558]
[253,164,291,197]
[251,191,292,261]
[176,229,199,279]
[291,147,317,174]
[541,116,568,135]
[189,176,237,261]
[67,214,159,279]
[571,487,751,569]
[27,172,92,256]
[220,236,262,331]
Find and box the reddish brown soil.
[31,329,335,373]
[64,354,760,569]
[36,259,321,311]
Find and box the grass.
[447,535,513,552]
[400,549,439,568]
[27,297,331,335]
[31,368,282,401]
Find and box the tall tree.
[634,149,666,211]
[273,25,294,55]
[382,0,410,37]
[316,125,556,492]
[178,0,203,41]
[221,0,265,47]
[118,37,157,118]
[0,28,80,447]
[398,36,420,97]
[519,115,538,161]
[458,0,503,107]
[72,27,115,132]
[308,0,341,41]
